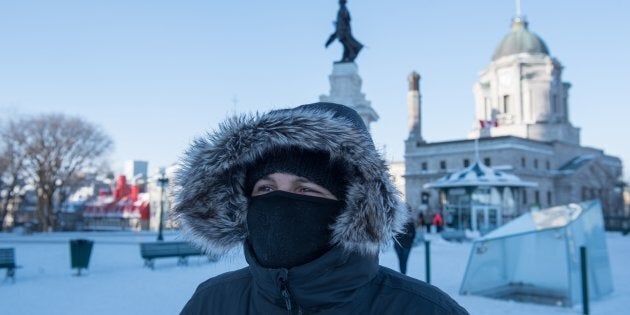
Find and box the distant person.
[394,218,416,274]
[172,102,468,314]
[422,211,432,233]
[433,212,444,233]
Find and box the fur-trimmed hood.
[171,102,407,256]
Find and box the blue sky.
[1,0,628,180]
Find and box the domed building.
[468,16,579,144]
[404,14,624,233]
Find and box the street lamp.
[157,168,169,241]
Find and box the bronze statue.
[325,0,363,63]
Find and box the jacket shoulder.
[370,267,469,314]
[195,267,251,291]
[180,268,252,315]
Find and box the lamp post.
[156,168,169,241]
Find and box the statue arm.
[325,33,337,47]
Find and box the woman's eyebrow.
[257,175,274,181]
[294,177,315,184]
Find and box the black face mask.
[246,191,342,269]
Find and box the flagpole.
[476,118,497,163]
[474,137,480,162]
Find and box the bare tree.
[0,119,28,231]
[20,114,113,232]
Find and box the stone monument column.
[322,0,378,130]
[407,71,423,141]
[319,62,379,130]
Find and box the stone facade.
[404,16,624,220]
[387,160,406,201]
[405,136,623,217]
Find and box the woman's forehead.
[257,172,312,183]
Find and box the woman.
[172,102,468,314]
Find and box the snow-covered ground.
[0,231,627,314]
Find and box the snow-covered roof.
[424,160,537,189]
[480,201,588,240]
[557,154,596,174]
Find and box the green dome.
[492,17,550,61]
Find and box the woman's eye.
[298,187,320,194]
[255,185,274,193]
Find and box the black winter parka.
[180,245,468,314]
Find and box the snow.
[0,231,628,314]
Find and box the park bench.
[0,248,20,282]
[140,241,213,269]
[440,229,468,242]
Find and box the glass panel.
[490,187,501,205]
[488,208,499,230]
[472,187,490,205]
[461,200,614,307]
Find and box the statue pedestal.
[319,62,379,130]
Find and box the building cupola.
[492,16,550,61]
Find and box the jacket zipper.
[279,278,292,314]
[279,277,304,315]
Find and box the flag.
[479,119,498,128]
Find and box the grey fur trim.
[170,106,407,256]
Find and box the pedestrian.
[423,211,432,233]
[394,218,416,274]
[172,102,468,314]
[433,212,444,233]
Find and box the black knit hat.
[245,147,348,200]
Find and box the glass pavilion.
[425,160,537,234]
